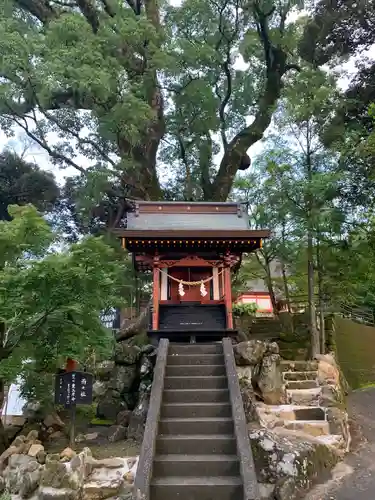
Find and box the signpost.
[54,370,94,447]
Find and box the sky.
[0,5,374,188]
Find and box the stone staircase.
[256,360,346,451]
[134,340,259,500]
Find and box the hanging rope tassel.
[200,280,207,297]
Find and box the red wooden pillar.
[152,265,160,330]
[224,266,234,329]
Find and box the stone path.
[305,387,375,500]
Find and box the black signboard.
[54,371,93,408]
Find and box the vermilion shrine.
[114,201,269,344]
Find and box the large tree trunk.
[116,299,152,342]
[281,222,291,313]
[281,262,291,314]
[306,136,320,357]
[316,233,325,354]
[261,255,277,314]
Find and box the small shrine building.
[114,201,269,344]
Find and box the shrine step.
[164,375,228,390]
[156,434,237,455]
[167,353,224,365]
[159,417,234,435]
[161,402,232,419]
[169,343,223,354]
[150,476,243,500]
[166,364,226,377]
[153,454,240,477]
[163,389,229,403]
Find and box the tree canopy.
[0,150,60,220]
[0,0,305,219]
[0,205,126,402]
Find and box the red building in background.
[236,291,273,316]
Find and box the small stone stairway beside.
[134,340,259,500]
[256,360,347,451]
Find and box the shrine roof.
[126,201,250,231]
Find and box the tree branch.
[116,299,151,341]
[76,0,100,33]
[6,103,87,174]
[210,1,300,201]
[14,0,57,22]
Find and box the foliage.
[0,0,305,220]
[232,302,258,317]
[300,0,375,209]
[0,150,60,221]
[0,204,127,402]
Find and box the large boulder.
[239,379,258,422]
[316,353,340,386]
[234,340,268,366]
[4,454,41,496]
[235,340,285,405]
[114,343,141,365]
[257,353,285,405]
[109,365,138,394]
[250,428,340,498]
[96,390,127,421]
[93,381,108,399]
[127,390,150,443]
[96,361,115,381]
[107,425,127,443]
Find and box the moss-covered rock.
[250,428,340,495]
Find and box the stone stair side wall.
[234,340,350,500]
[330,314,375,390]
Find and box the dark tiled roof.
[127,205,250,231]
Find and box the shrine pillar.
[160,267,168,300]
[152,264,160,330]
[224,266,234,329]
[212,267,220,300]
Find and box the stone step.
[257,405,326,422]
[153,454,240,477]
[167,354,224,366]
[166,364,226,377]
[161,402,232,419]
[281,360,318,372]
[286,387,321,405]
[163,389,229,404]
[159,417,234,435]
[283,371,318,381]
[164,376,228,390]
[315,434,345,448]
[150,476,243,500]
[169,343,223,355]
[156,434,237,455]
[281,420,330,436]
[285,380,318,390]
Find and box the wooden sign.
[54,371,93,408]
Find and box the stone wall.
[0,430,137,499]
[332,315,375,389]
[234,339,350,499]
[94,342,156,442]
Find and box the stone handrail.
[222,337,260,500]
[132,338,169,500]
